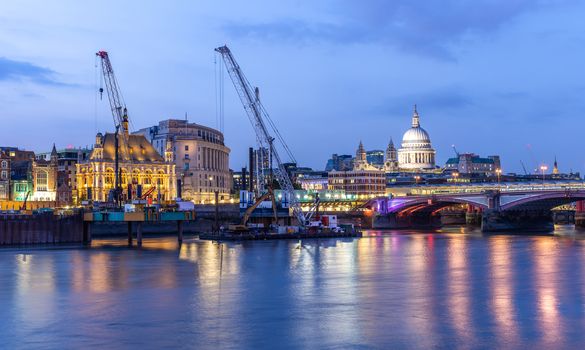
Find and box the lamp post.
[452,172,459,182]
[540,165,548,188]
[495,168,502,189]
[209,176,219,233]
[414,175,420,185]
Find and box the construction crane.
[96,50,132,204]
[520,160,528,175]
[451,144,460,157]
[96,51,131,159]
[215,45,307,227]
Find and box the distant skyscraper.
[366,150,384,167]
[325,154,353,171]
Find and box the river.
[1,227,585,349]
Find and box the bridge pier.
[575,201,585,227]
[481,209,553,232]
[373,212,442,229]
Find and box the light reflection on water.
[1,228,585,348]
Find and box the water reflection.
[446,235,473,343]
[533,238,562,346]
[489,237,518,344]
[1,230,585,348]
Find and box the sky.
[1,0,585,174]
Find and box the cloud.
[224,0,564,60]
[374,88,473,116]
[0,57,68,86]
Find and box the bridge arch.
[370,196,489,215]
[500,191,585,211]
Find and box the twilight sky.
[1,0,584,173]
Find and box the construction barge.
[199,228,362,241]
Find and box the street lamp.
[540,165,548,187]
[452,172,459,182]
[414,175,421,185]
[495,168,502,189]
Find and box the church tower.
[50,143,58,165]
[94,132,104,160]
[354,141,368,170]
[553,156,559,175]
[384,139,399,172]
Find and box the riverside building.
[134,119,231,203]
[77,118,176,203]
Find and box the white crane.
[215,45,306,227]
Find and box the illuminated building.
[37,146,91,205]
[444,154,501,176]
[0,146,57,202]
[328,142,385,196]
[76,124,176,203]
[31,145,58,201]
[134,119,230,203]
[298,174,328,191]
[0,151,10,200]
[328,169,386,196]
[397,105,436,170]
[133,119,229,203]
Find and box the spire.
[51,143,57,156]
[387,138,395,151]
[553,156,559,174]
[412,104,420,128]
[355,141,367,164]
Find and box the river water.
[1,227,585,349]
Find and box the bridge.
[366,189,585,232]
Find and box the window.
[36,171,48,191]
[184,162,189,171]
[105,169,114,185]
[185,145,189,151]
[0,170,6,179]
[1,160,7,168]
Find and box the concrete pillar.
[137,222,143,246]
[127,221,133,246]
[177,220,183,243]
[83,221,92,245]
[575,201,585,227]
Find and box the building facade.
[397,106,436,170]
[31,145,58,202]
[0,147,57,203]
[328,169,386,196]
[37,146,91,205]
[0,151,10,200]
[134,119,231,203]
[77,123,176,203]
[444,154,501,176]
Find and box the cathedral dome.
[402,126,431,145]
[397,105,436,170]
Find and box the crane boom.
[215,45,306,227]
[96,51,131,162]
